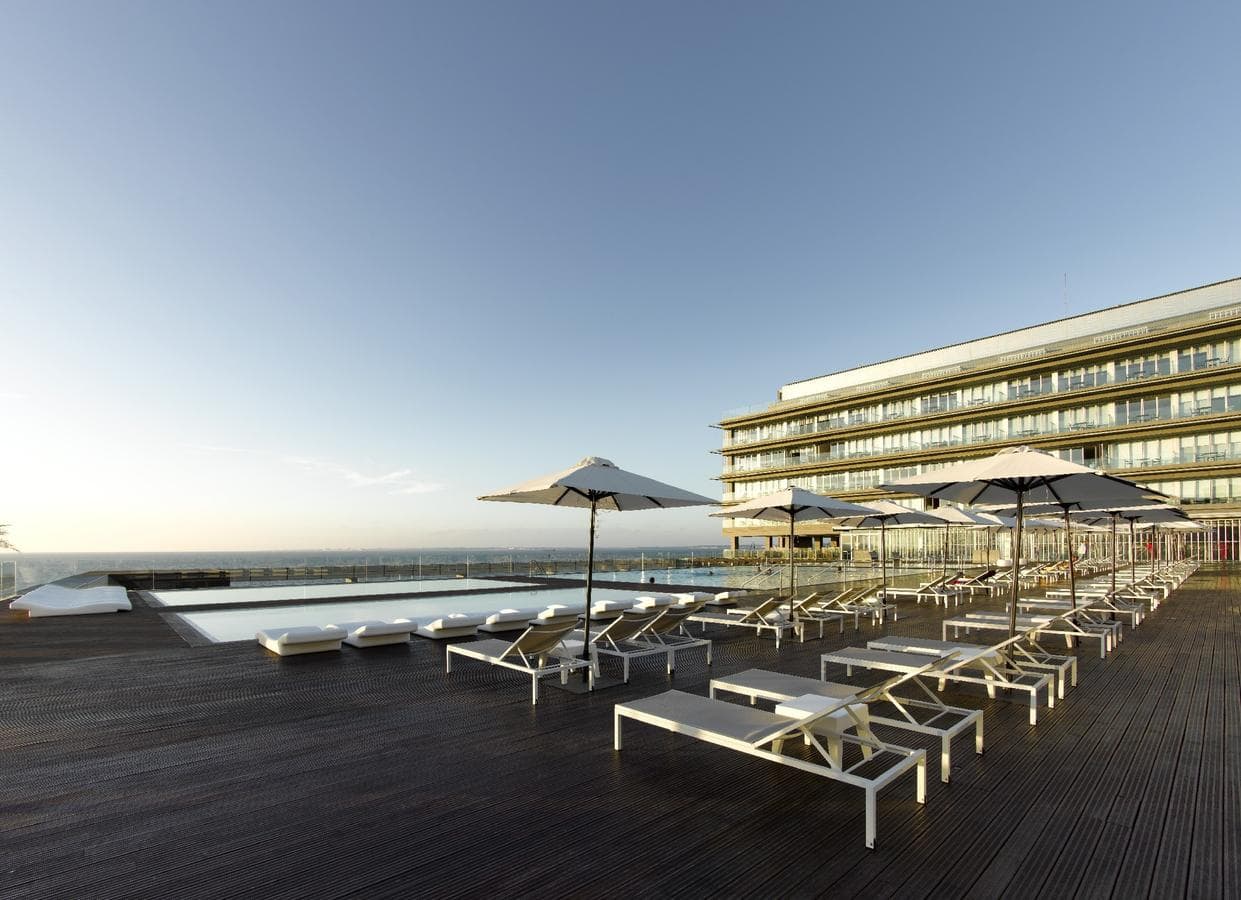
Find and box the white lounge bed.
[329,620,412,648]
[11,584,132,618]
[257,624,346,656]
[415,612,488,639]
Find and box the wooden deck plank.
[0,567,1230,899]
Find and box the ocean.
[1,546,729,592]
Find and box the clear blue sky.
[2,1,1239,551]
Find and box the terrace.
[1,570,1236,898]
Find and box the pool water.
[149,577,530,607]
[173,586,662,643]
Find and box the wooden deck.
[1,570,1237,898]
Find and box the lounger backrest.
[595,609,662,643]
[501,620,579,660]
[646,606,694,636]
[737,597,784,621]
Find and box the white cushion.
[673,592,714,605]
[633,595,674,609]
[484,608,535,625]
[256,625,346,656]
[422,612,487,631]
[591,599,631,614]
[537,604,580,619]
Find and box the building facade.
[717,277,1241,562]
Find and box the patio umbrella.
[831,500,943,600]
[925,506,997,576]
[710,487,875,620]
[883,446,1167,638]
[480,457,717,675]
[1072,505,1187,592]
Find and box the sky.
[1,1,1239,552]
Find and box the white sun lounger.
[415,612,489,639]
[562,609,670,683]
[709,666,982,783]
[867,633,1076,700]
[446,619,593,705]
[614,680,930,849]
[1018,595,1143,628]
[688,597,797,648]
[944,612,1118,659]
[822,642,1054,725]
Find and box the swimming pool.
[149,577,530,607]
[173,586,662,643]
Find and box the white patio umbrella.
[831,500,943,600]
[1072,505,1187,591]
[480,457,717,674]
[710,487,876,620]
[883,446,1167,638]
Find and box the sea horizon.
[1,545,735,592]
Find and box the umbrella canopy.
[832,500,942,598]
[711,487,875,615]
[480,457,717,675]
[481,456,717,510]
[884,446,1167,637]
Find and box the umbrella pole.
[1008,492,1024,640]
[943,522,949,578]
[788,517,796,622]
[581,498,597,679]
[1063,505,1077,611]
[881,520,888,606]
[1116,511,1126,595]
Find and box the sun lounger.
[867,633,1076,700]
[614,681,930,848]
[848,589,898,625]
[709,667,982,783]
[446,619,592,705]
[11,584,133,618]
[786,592,851,638]
[822,641,1054,725]
[329,620,413,648]
[634,594,676,610]
[256,624,346,656]
[942,612,1115,659]
[1019,594,1143,628]
[639,606,712,670]
[688,597,797,648]
[562,609,670,683]
[880,575,962,608]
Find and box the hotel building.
[717,277,1241,562]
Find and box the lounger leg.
[984,673,996,699]
[665,649,673,677]
[976,715,985,755]
[445,653,453,674]
[706,642,713,666]
[1028,689,1037,726]
[827,734,842,763]
[1070,657,1078,687]
[916,752,927,804]
[821,659,828,680]
[1057,667,1066,700]
[614,708,622,751]
[941,735,951,784]
[865,788,877,850]
[532,675,539,706]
